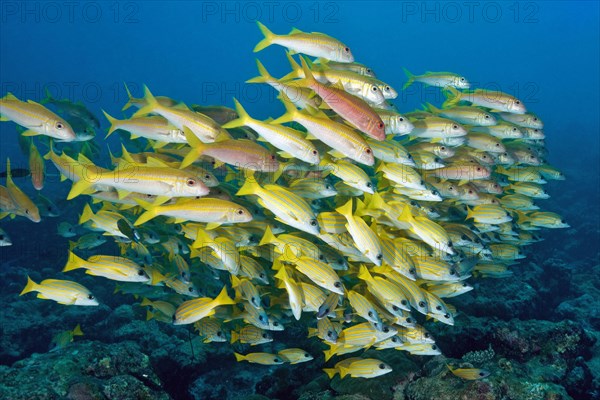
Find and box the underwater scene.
[0,1,598,399]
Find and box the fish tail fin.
[122,83,136,111]
[213,286,236,306]
[180,127,206,168]
[466,206,473,220]
[63,251,86,272]
[5,158,14,187]
[72,324,84,336]
[20,276,39,295]
[398,204,414,225]
[222,98,252,129]
[41,87,53,104]
[442,87,462,108]
[235,170,261,196]
[296,57,317,88]
[132,85,158,117]
[280,51,303,81]
[234,352,246,362]
[335,199,353,220]
[79,203,94,224]
[402,67,415,90]
[323,346,337,362]
[146,310,155,321]
[140,297,153,307]
[258,225,276,247]
[271,92,298,124]
[133,200,158,226]
[246,59,274,84]
[67,177,94,200]
[230,330,239,343]
[338,366,350,378]
[323,368,338,379]
[253,21,276,52]
[102,110,120,138]
[192,228,214,249]
[425,102,441,114]
[357,264,373,282]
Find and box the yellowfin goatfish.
[173,286,235,325]
[254,22,354,63]
[0,93,76,141]
[20,276,98,306]
[403,68,470,89]
[63,252,150,283]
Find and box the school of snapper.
[0,22,568,379]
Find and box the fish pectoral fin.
[21,130,41,137]
[205,222,221,230]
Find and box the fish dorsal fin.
[289,27,304,34]
[3,92,19,101]
[145,157,170,168]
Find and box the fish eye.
[325,184,332,190]
[88,294,94,300]
[258,315,265,322]
[460,78,465,82]
[452,125,458,129]
[479,371,486,377]
[376,254,383,260]
[468,190,473,194]
[368,311,374,317]
[137,269,146,276]
[406,317,414,324]
[420,180,425,185]
[476,167,481,171]
[344,47,350,52]
[186,178,197,186]
[25,209,30,214]
[383,326,389,333]
[372,86,378,92]
[318,254,325,260]
[409,268,417,275]
[378,122,384,129]
[533,117,538,121]
[379,363,386,369]
[401,299,408,306]
[515,100,520,104]
[424,332,430,338]
[392,305,400,311]
[309,219,318,227]
[216,331,222,337]
[385,86,390,91]
[274,358,281,363]
[450,268,457,275]
[334,282,342,288]
[273,321,279,326]
[366,182,373,188]
[327,331,333,338]
[365,148,372,154]
[399,117,404,122]
[495,143,500,147]
[512,128,518,132]
[304,353,310,358]
[440,146,446,150]
[484,115,489,119]
[56,122,64,130]
[204,174,211,180]
[188,287,194,292]
[392,337,399,343]
[366,68,371,73]
[237,209,245,215]
[418,301,426,308]
[432,344,438,350]
[448,186,454,191]
[270,155,276,160]
[262,333,268,339]
[259,273,266,279]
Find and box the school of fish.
[1,22,568,379]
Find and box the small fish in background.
[0,227,12,246]
[324,358,393,379]
[28,141,45,190]
[447,364,491,380]
[234,352,284,365]
[57,221,82,238]
[50,324,84,351]
[66,115,96,142]
[42,88,101,129]
[70,233,107,251]
[34,194,61,217]
[403,68,470,90]
[19,276,99,306]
